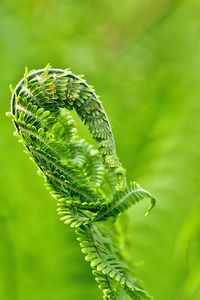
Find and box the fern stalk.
[8,65,155,300]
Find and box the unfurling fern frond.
[8,65,155,300]
[94,182,156,222]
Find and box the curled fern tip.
[9,66,156,300]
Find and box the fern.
[94,182,155,222]
[8,65,155,300]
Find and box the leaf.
[57,199,92,228]
[10,67,155,300]
[94,182,156,222]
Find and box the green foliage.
[1,1,200,299]
[94,182,155,222]
[9,65,155,299]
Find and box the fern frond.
[94,182,155,222]
[77,225,150,299]
[9,66,155,300]
[57,199,92,228]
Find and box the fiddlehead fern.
[8,65,155,300]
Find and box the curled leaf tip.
[145,197,156,217]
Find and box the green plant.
[8,65,155,300]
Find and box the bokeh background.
[1,0,200,299]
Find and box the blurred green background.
[1,0,200,299]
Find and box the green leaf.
[94,182,155,222]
